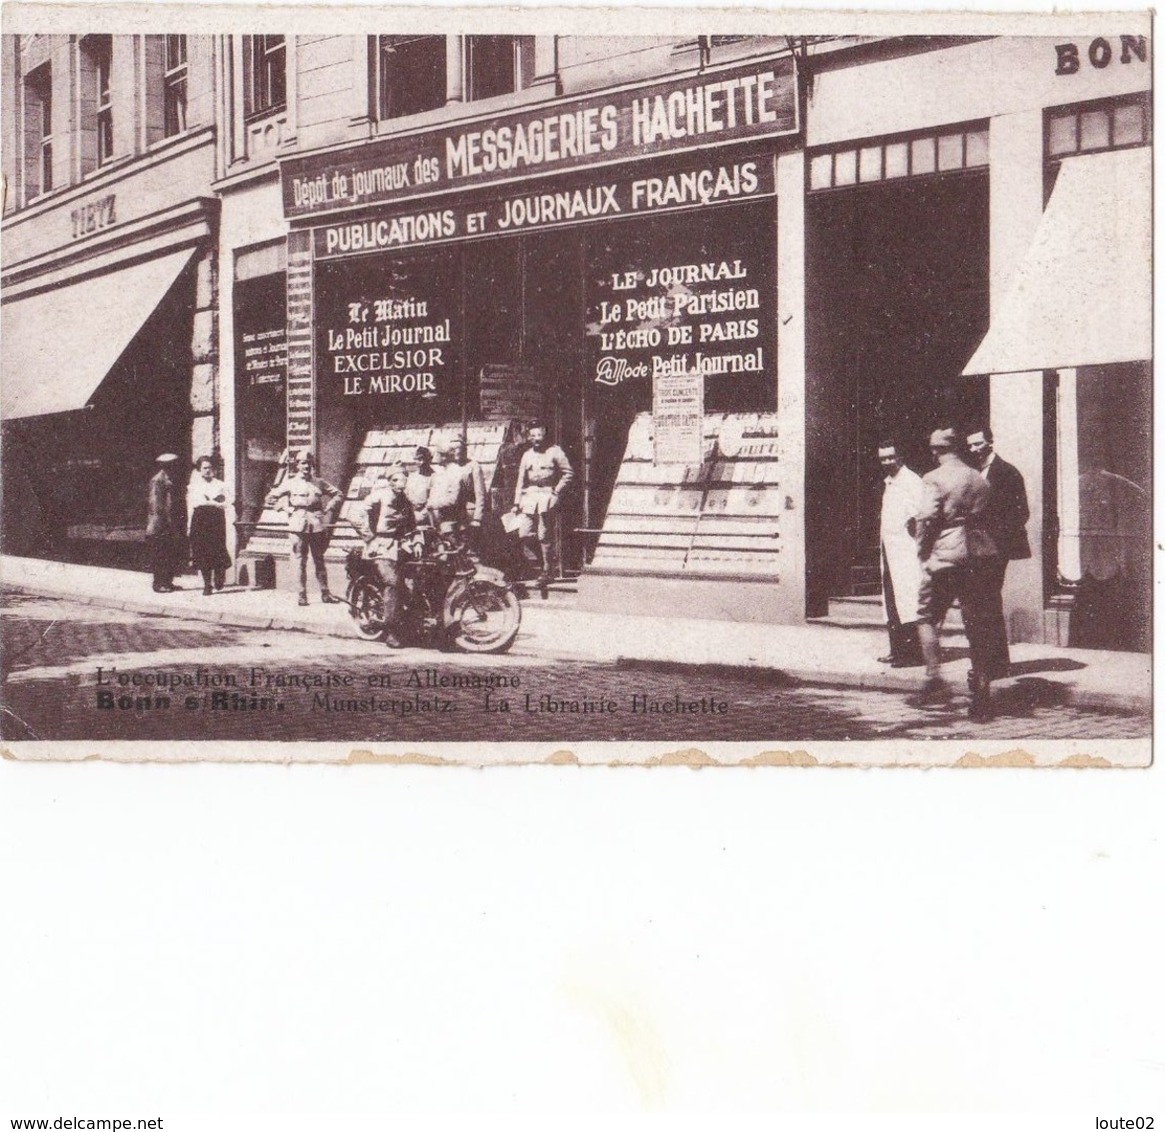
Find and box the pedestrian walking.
[876,442,925,667]
[912,429,1000,720]
[146,453,184,593]
[354,465,417,648]
[512,421,574,597]
[187,456,233,595]
[265,451,344,606]
[966,426,1031,679]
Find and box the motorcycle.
[344,524,522,654]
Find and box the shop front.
[803,34,1152,648]
[252,56,805,619]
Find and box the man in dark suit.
[146,453,183,593]
[966,426,1031,679]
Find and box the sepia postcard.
[0,4,1153,765]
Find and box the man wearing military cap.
[265,451,344,606]
[912,428,1000,720]
[146,453,184,593]
[353,464,417,648]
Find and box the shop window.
[375,35,446,120]
[1051,363,1151,651]
[465,35,534,101]
[23,62,52,200]
[244,34,286,120]
[1046,94,1150,160]
[163,35,188,137]
[810,125,989,192]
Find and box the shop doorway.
[805,171,989,614]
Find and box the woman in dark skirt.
[187,456,233,595]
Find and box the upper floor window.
[245,34,286,119]
[164,35,188,136]
[375,35,446,120]
[23,62,53,200]
[465,35,533,101]
[88,35,114,166]
[1047,94,1150,162]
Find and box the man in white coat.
[877,442,925,667]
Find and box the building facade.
[2,29,1152,649]
[1,32,219,567]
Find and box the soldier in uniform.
[265,451,344,606]
[512,421,574,597]
[912,428,1000,720]
[146,453,183,593]
[353,466,417,648]
[405,446,435,520]
[427,436,487,538]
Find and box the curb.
[613,656,1150,717]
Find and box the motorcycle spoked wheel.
[349,577,386,640]
[446,582,522,654]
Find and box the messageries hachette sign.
[281,57,797,220]
[312,155,775,259]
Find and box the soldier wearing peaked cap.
[265,451,344,606]
[146,453,184,593]
[912,428,1000,721]
[353,463,417,648]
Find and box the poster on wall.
[652,368,704,465]
[233,273,289,526]
[313,250,462,424]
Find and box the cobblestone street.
[1,592,1148,744]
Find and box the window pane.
[1112,102,1145,146]
[964,128,989,167]
[165,76,187,136]
[858,145,882,182]
[380,35,446,119]
[809,153,832,190]
[833,149,857,186]
[468,35,517,101]
[884,141,909,178]
[1079,108,1109,151]
[937,133,963,171]
[910,136,935,175]
[165,34,186,70]
[1048,112,1078,156]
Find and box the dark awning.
[963,146,1150,377]
[1,247,197,420]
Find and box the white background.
[1,0,1162,1122]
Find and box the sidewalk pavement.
[1,554,1152,714]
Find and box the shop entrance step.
[810,594,965,635]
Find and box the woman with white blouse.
[187,456,233,595]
